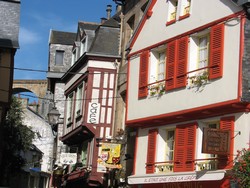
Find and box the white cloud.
[19,27,41,45]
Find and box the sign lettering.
[87,102,100,124]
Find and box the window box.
[148,82,165,97]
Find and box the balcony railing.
[147,157,223,174]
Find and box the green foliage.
[232,148,250,188]
[0,97,35,183]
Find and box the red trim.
[125,99,249,128]
[166,20,176,26]
[238,16,245,100]
[179,13,190,20]
[128,11,244,58]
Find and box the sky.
[14,0,117,80]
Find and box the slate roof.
[0,0,20,48]
[49,30,76,45]
[89,18,120,56]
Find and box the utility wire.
[0,65,127,75]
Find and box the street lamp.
[47,106,60,132]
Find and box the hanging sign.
[87,102,100,124]
[60,153,77,164]
[202,128,230,155]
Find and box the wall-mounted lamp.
[47,106,60,135]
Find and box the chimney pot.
[106,4,112,19]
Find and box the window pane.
[55,51,64,65]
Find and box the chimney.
[106,5,112,19]
[101,17,107,24]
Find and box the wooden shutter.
[176,37,188,88]
[146,129,157,174]
[174,126,185,172]
[209,23,224,79]
[174,124,196,172]
[166,41,177,90]
[185,125,196,171]
[138,51,149,98]
[218,116,235,169]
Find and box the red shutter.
[176,37,188,88]
[218,116,235,169]
[174,126,186,172]
[146,129,157,174]
[185,125,196,171]
[209,23,224,79]
[138,51,149,98]
[174,124,196,172]
[166,41,177,90]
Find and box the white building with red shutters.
[125,0,250,187]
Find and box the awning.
[127,170,226,185]
[60,124,96,146]
[67,168,88,181]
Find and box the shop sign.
[60,153,77,164]
[202,128,230,155]
[97,143,122,171]
[128,171,225,185]
[87,102,100,124]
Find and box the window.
[71,49,76,66]
[167,0,178,23]
[127,15,135,38]
[55,50,64,65]
[166,130,175,161]
[75,83,83,117]
[80,38,87,56]
[198,35,209,69]
[149,48,166,83]
[81,141,88,166]
[66,93,73,124]
[188,23,224,81]
[180,0,191,18]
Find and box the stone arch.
[12,80,51,118]
[12,80,47,99]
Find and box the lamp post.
[47,106,62,188]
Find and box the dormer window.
[80,37,87,56]
[71,49,76,66]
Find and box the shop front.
[128,170,233,188]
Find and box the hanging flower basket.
[148,82,165,97]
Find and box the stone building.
[47,30,76,167]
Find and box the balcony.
[149,158,220,174]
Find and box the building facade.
[59,10,121,187]
[0,0,20,170]
[126,0,250,187]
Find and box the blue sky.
[14,0,117,80]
